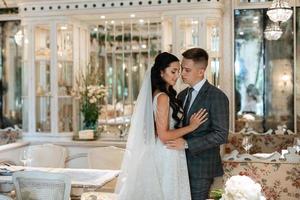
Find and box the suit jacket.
[178,80,229,179]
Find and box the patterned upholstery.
[0,128,20,145]
[223,161,300,200]
[224,133,295,154]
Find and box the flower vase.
[78,119,98,140]
[83,120,97,130]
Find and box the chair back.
[88,146,125,170]
[13,171,71,200]
[26,144,67,168]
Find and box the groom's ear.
[196,67,206,77]
[200,68,206,75]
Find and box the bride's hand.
[189,108,208,130]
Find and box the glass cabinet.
[163,13,222,88]
[90,18,161,125]
[22,19,88,136]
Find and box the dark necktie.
[183,87,194,125]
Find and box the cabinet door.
[35,24,51,132]
[57,24,73,132]
[22,26,29,132]
[175,16,221,87]
[206,18,221,87]
[177,17,200,53]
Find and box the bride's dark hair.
[151,52,183,128]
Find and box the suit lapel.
[187,80,210,117]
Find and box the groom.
[167,48,229,200]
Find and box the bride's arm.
[155,93,206,143]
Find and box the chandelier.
[267,0,293,23]
[264,22,283,40]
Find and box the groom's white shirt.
[184,78,206,113]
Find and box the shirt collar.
[192,79,206,92]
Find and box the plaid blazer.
[178,80,229,179]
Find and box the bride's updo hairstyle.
[151,52,183,128]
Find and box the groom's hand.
[166,138,186,150]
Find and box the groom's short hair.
[182,48,209,69]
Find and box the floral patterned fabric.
[224,134,295,154]
[223,161,300,200]
[0,129,20,145]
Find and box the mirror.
[234,9,294,133]
[0,21,22,129]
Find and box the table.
[0,166,120,198]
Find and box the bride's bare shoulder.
[153,90,167,97]
[155,92,169,105]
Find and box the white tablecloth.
[0,165,120,188]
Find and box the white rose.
[222,176,265,200]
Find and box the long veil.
[115,68,164,199]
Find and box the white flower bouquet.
[221,175,266,200]
[72,64,107,130]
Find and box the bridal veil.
[115,68,164,199]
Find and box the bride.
[115,52,207,200]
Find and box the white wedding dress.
[116,69,191,200]
[152,92,191,200]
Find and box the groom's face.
[181,58,205,86]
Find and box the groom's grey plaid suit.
[178,80,229,200]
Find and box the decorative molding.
[234,0,300,9]
[17,0,225,17]
[223,148,300,163]
[236,127,296,135]
[233,0,272,9]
